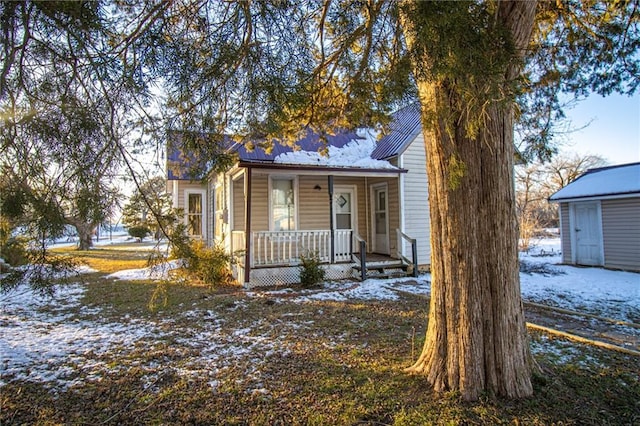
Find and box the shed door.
[573,202,603,266]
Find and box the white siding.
[399,133,431,267]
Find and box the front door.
[372,185,389,254]
[333,187,356,259]
[573,202,603,266]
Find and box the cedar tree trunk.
[401,0,538,400]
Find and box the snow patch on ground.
[107,259,183,281]
[1,238,638,391]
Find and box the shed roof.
[549,162,640,201]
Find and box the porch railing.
[231,230,246,256]
[396,229,419,277]
[251,229,352,267]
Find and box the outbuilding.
[549,162,640,272]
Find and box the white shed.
[549,162,640,272]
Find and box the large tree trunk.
[401,1,538,401]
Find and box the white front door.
[372,185,389,254]
[333,187,356,258]
[572,202,603,266]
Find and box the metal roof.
[167,104,423,178]
[549,162,640,201]
[371,102,422,160]
[230,130,361,162]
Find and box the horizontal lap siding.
[601,198,640,271]
[401,135,431,266]
[232,177,245,231]
[250,174,269,231]
[298,176,331,230]
[560,203,572,264]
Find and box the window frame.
[268,175,299,232]
[184,188,207,239]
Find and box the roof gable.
[549,162,640,201]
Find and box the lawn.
[1,245,639,425]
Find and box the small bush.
[1,236,28,268]
[188,240,235,286]
[167,223,235,286]
[128,225,151,242]
[0,219,28,267]
[299,251,325,288]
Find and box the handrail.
[396,229,418,277]
[353,233,367,281]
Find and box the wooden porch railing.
[251,229,352,267]
[231,230,246,256]
[397,229,419,277]
[352,233,367,281]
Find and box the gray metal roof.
[549,162,640,201]
[371,102,422,160]
[230,130,360,162]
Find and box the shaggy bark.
[401,0,538,400]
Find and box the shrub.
[128,225,151,242]
[167,223,235,286]
[188,241,235,286]
[299,251,325,288]
[0,219,27,267]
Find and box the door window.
[335,192,352,229]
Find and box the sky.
[559,93,640,165]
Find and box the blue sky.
[559,93,640,165]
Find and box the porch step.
[352,262,409,280]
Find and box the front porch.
[230,229,417,288]
[222,161,416,287]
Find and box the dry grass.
[2,247,639,425]
[50,245,156,273]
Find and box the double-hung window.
[185,190,206,238]
[270,177,296,231]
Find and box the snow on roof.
[273,129,396,169]
[549,163,640,201]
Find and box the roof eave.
[549,191,640,203]
[238,160,407,175]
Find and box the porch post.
[244,167,252,285]
[328,175,334,263]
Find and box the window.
[270,177,296,231]
[185,190,206,238]
[214,184,224,238]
